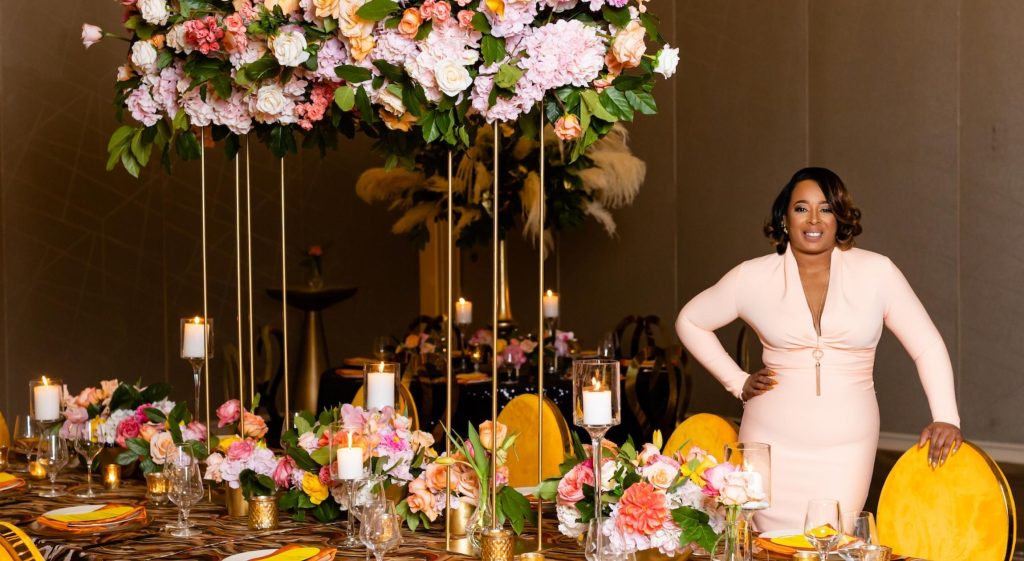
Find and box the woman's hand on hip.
[918,422,963,468]
[741,368,777,401]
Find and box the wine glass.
[36,433,69,497]
[166,447,204,537]
[73,421,104,498]
[360,499,401,561]
[838,511,879,560]
[12,415,39,470]
[804,498,842,561]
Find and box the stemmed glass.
[36,432,69,497]
[11,415,39,472]
[804,498,843,561]
[359,499,402,561]
[166,447,204,537]
[838,511,879,560]
[73,421,104,498]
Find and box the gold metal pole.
[280,158,290,431]
[200,128,211,445]
[245,137,255,401]
[491,121,499,528]
[536,109,545,549]
[235,142,245,437]
[445,149,454,549]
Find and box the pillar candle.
[366,363,395,411]
[33,378,62,421]
[182,318,207,358]
[455,298,473,325]
[543,290,559,319]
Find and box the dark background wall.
[2,1,1022,447]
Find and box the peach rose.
[554,115,582,141]
[478,420,507,451]
[348,35,375,61]
[241,410,268,439]
[611,20,647,69]
[398,8,423,38]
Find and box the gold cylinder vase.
[248,495,279,530]
[224,485,249,517]
[480,527,514,561]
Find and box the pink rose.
[554,115,582,141]
[273,456,297,488]
[457,9,474,28]
[557,462,595,505]
[116,417,141,447]
[227,439,255,461]
[217,399,241,428]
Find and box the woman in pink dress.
[675,167,963,530]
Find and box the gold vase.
[248,495,279,530]
[224,485,249,517]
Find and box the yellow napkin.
[45,506,137,523]
[251,545,336,561]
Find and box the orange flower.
[615,482,669,536]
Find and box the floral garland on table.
[401,420,531,533]
[539,434,726,557]
[83,0,677,177]
[273,405,435,522]
[203,398,278,492]
[61,380,207,475]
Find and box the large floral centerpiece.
[60,379,207,475]
[401,421,531,538]
[539,435,725,557]
[203,398,278,492]
[273,405,435,522]
[84,0,677,177]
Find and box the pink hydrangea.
[183,16,224,55]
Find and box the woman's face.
[785,179,837,256]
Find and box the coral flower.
[615,482,669,536]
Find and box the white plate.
[222,550,277,561]
[42,504,106,517]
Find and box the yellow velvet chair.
[662,413,739,462]
[0,521,44,561]
[351,383,420,431]
[877,441,1016,561]
[496,394,572,489]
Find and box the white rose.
[271,31,310,67]
[338,0,374,38]
[434,59,472,98]
[654,46,679,79]
[130,41,159,73]
[166,25,194,55]
[138,0,170,25]
[255,84,288,118]
[376,86,406,116]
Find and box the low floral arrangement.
[399,420,531,534]
[273,404,435,522]
[61,379,207,475]
[204,397,277,492]
[539,434,726,557]
[83,0,677,177]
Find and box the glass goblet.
[804,498,842,561]
[36,433,69,497]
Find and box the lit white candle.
[33,376,62,421]
[182,317,208,358]
[366,362,395,411]
[543,290,559,319]
[455,298,473,325]
[582,374,612,425]
[336,433,364,480]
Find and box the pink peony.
[217,399,241,427]
[116,417,141,447]
[227,439,255,461]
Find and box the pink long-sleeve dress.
[676,246,960,530]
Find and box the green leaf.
[481,35,507,67]
[601,5,631,28]
[142,407,167,424]
[625,90,657,114]
[141,382,172,403]
[355,0,399,21]
[336,64,373,84]
[582,89,617,122]
[334,85,355,111]
[494,63,523,90]
[471,11,491,33]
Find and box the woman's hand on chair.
[918,422,962,469]
[741,368,777,401]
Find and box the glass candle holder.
[363,362,400,411]
[29,376,64,424]
[103,464,121,489]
